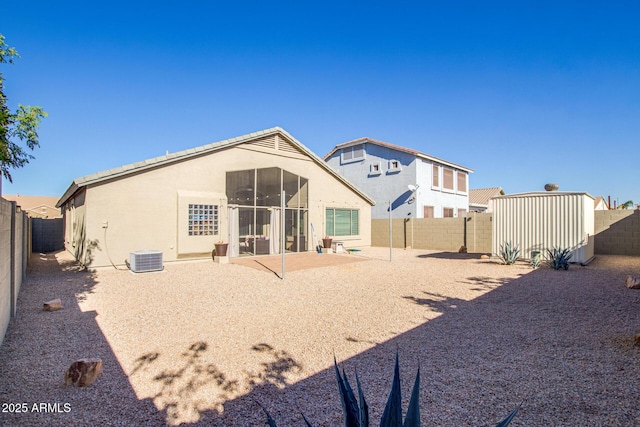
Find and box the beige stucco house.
[56,127,374,268]
[2,195,62,218]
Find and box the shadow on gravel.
[3,253,640,426]
[191,257,640,426]
[417,252,485,260]
[128,341,303,425]
[402,291,468,314]
[0,251,165,426]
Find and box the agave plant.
[498,241,520,265]
[547,246,572,270]
[530,251,542,269]
[260,353,519,426]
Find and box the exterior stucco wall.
[415,159,469,218]
[62,189,90,265]
[65,142,371,268]
[325,144,416,219]
[326,144,470,219]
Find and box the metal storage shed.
[492,192,595,264]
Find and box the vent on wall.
[129,250,163,273]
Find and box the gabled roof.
[323,137,474,173]
[593,196,610,209]
[469,187,504,207]
[2,195,61,215]
[57,127,375,207]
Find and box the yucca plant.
[260,353,519,426]
[498,241,520,265]
[547,246,572,270]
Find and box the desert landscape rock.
[42,298,63,311]
[64,359,103,387]
[625,275,640,289]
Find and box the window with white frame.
[387,159,401,173]
[188,204,218,236]
[457,208,467,218]
[443,207,454,218]
[369,162,381,175]
[432,164,440,187]
[443,168,454,191]
[423,206,434,218]
[341,144,365,163]
[326,208,359,236]
[457,172,467,193]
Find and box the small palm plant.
[498,241,520,265]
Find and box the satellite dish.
[407,184,419,192]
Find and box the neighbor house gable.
[2,195,62,218]
[323,137,474,173]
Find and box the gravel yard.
[0,248,639,426]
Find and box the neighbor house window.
[423,206,434,218]
[326,208,359,236]
[432,165,440,187]
[443,168,454,190]
[369,162,381,175]
[188,204,218,236]
[443,207,454,218]
[341,144,365,163]
[387,159,401,173]
[457,208,466,218]
[457,172,467,193]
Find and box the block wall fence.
[371,210,640,256]
[0,197,31,347]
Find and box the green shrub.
[498,241,521,265]
[547,246,572,270]
[260,353,519,426]
[530,251,542,269]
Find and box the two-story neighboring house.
[324,137,473,219]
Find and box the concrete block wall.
[0,198,30,347]
[464,213,493,254]
[373,210,640,257]
[594,210,640,255]
[371,213,493,253]
[0,199,12,346]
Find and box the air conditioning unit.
[129,250,163,273]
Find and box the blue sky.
[2,1,639,206]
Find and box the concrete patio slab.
[230,251,367,274]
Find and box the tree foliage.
[0,34,47,182]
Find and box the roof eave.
[323,137,473,173]
[57,127,376,208]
